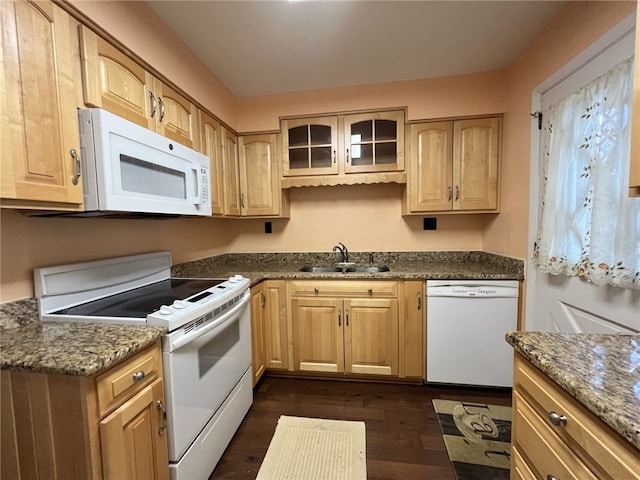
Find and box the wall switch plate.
[423,217,437,230]
[264,221,272,234]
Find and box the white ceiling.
[146,1,566,98]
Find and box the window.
[533,57,640,289]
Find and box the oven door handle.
[167,295,249,352]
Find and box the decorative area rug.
[256,415,367,480]
[432,400,512,480]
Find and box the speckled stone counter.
[506,331,640,451]
[0,299,165,376]
[171,250,524,282]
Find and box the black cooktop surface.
[54,278,225,318]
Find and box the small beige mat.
[256,415,367,480]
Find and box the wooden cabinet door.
[153,80,199,150]
[453,117,500,211]
[343,110,405,174]
[291,297,343,373]
[79,25,155,131]
[250,285,266,385]
[1,0,83,207]
[400,280,424,379]
[263,281,290,371]
[221,127,241,216]
[282,116,339,177]
[200,111,225,215]
[408,121,453,212]
[344,298,398,376]
[100,378,169,480]
[239,133,281,216]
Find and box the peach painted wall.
[484,1,636,260]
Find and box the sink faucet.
[333,243,349,263]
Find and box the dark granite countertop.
[171,251,525,283]
[506,331,640,451]
[0,298,165,376]
[0,251,522,376]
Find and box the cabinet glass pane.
[310,147,332,168]
[375,142,397,165]
[351,144,373,166]
[289,126,308,147]
[310,125,332,145]
[289,148,309,169]
[351,121,373,143]
[375,120,397,141]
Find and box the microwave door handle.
[191,163,201,205]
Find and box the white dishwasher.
[426,280,519,388]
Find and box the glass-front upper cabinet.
[282,116,339,177]
[343,111,405,174]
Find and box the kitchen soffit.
[145,0,566,98]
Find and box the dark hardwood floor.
[210,375,512,480]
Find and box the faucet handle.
[369,252,374,264]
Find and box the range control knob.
[228,276,238,283]
[159,305,172,315]
[172,300,186,309]
[234,274,244,281]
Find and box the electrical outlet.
[264,221,272,234]
[423,217,437,230]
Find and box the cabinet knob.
[149,91,157,118]
[368,288,373,295]
[547,475,558,480]
[447,185,452,201]
[157,400,167,435]
[314,287,319,294]
[417,291,422,310]
[455,185,460,201]
[132,371,145,381]
[549,412,567,426]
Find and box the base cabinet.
[0,342,168,480]
[250,280,289,385]
[511,354,640,480]
[290,280,399,376]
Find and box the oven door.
[161,293,251,462]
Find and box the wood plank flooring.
[210,376,512,479]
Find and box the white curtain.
[533,57,640,289]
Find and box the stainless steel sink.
[299,265,391,273]
[299,266,343,273]
[345,266,390,273]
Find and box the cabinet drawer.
[511,445,537,480]
[290,280,397,298]
[513,392,598,480]
[96,342,162,418]
[514,355,640,480]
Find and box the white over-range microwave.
[74,108,211,217]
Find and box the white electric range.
[34,251,253,480]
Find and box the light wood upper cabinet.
[630,0,640,197]
[80,26,199,150]
[1,0,83,210]
[238,133,289,217]
[282,116,339,177]
[281,110,406,187]
[404,116,501,213]
[221,127,241,216]
[199,111,225,215]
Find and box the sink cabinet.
[290,280,399,376]
[281,110,406,187]
[511,353,640,480]
[404,116,501,213]
[0,341,169,480]
[1,0,84,210]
